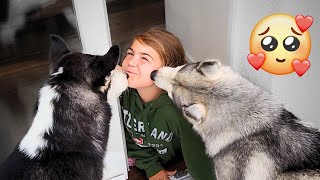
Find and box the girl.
[119,28,215,180]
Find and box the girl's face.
[122,40,163,89]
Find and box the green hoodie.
[121,89,216,179]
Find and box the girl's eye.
[141,57,149,61]
[126,52,133,56]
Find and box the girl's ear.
[48,34,70,73]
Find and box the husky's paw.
[107,70,128,101]
[197,60,222,80]
[182,103,206,124]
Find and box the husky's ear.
[182,103,206,124]
[48,34,70,73]
[196,60,221,80]
[100,45,120,72]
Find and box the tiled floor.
[0,0,164,170]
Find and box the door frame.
[72,0,112,55]
[72,1,128,179]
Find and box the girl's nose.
[128,57,138,67]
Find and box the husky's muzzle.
[150,70,158,81]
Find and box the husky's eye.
[172,79,179,85]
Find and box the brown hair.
[134,28,187,67]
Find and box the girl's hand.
[149,169,177,180]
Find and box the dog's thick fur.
[152,60,320,180]
[0,35,127,179]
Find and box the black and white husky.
[0,35,127,179]
[152,60,320,180]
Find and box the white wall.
[166,0,320,126]
[165,0,231,64]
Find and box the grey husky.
[151,60,320,180]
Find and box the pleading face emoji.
[248,14,313,76]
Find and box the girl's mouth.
[126,70,138,76]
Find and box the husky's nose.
[150,70,158,81]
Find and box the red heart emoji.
[295,15,313,32]
[292,60,310,77]
[247,53,265,70]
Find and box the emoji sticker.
[248,14,313,76]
